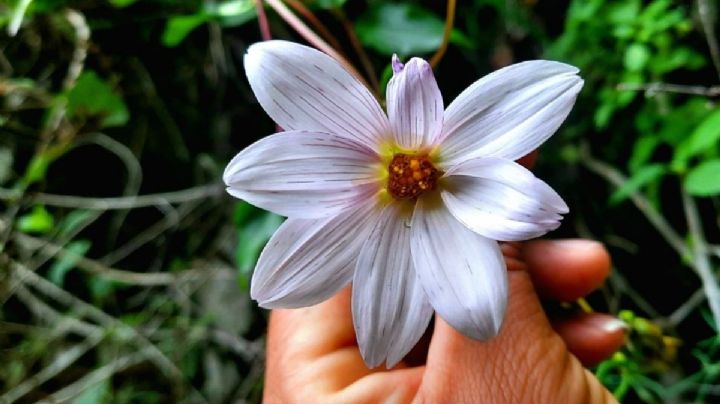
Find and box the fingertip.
[553,313,627,366]
[522,239,611,301]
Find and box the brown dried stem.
[430,0,457,68]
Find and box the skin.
[263,239,624,404]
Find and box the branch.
[43,9,90,133]
[63,9,90,89]
[99,200,197,266]
[37,347,155,403]
[13,230,234,286]
[616,82,720,97]
[76,132,143,247]
[698,0,720,81]
[579,145,688,257]
[711,244,720,259]
[666,288,707,327]
[9,261,209,403]
[0,183,224,210]
[681,189,720,330]
[1,313,104,403]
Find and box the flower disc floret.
[387,154,441,200]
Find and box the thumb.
[418,271,614,403]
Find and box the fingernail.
[601,318,628,333]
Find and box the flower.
[224,40,583,368]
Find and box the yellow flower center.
[386,153,441,200]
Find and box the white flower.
[224,40,583,368]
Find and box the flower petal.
[445,156,568,213]
[439,60,583,165]
[224,131,380,218]
[352,203,433,368]
[251,200,380,308]
[386,57,444,151]
[411,198,508,340]
[244,40,390,150]
[441,157,567,241]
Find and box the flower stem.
[430,0,457,69]
[254,0,272,40]
[284,0,343,52]
[264,0,370,90]
[334,8,381,97]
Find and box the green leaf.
[673,108,720,171]
[162,14,209,47]
[379,63,394,95]
[233,201,256,226]
[628,136,660,173]
[58,209,95,237]
[651,47,705,74]
[48,240,91,286]
[23,153,52,185]
[684,160,720,196]
[355,3,470,56]
[109,0,138,8]
[17,205,54,234]
[608,0,641,25]
[610,164,665,205]
[236,211,283,290]
[208,0,256,27]
[312,0,347,9]
[624,43,651,72]
[659,98,712,145]
[594,102,615,129]
[89,277,117,301]
[73,379,109,404]
[66,71,129,128]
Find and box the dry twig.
[0,183,223,210]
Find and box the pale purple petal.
[411,198,507,340]
[391,54,404,73]
[244,40,390,150]
[386,57,444,151]
[251,201,380,308]
[352,203,433,368]
[445,157,568,213]
[223,131,380,218]
[439,61,583,165]
[441,157,567,241]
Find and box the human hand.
[263,238,625,403]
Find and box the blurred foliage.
[0,0,719,402]
[355,2,471,56]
